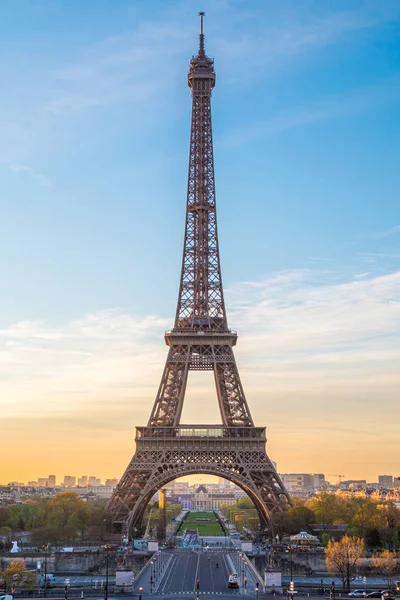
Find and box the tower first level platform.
[109,426,291,536]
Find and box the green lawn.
[177,511,225,536]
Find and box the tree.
[371,550,399,588]
[46,492,88,528]
[236,497,254,510]
[2,559,36,591]
[349,498,382,538]
[0,507,10,527]
[325,535,364,592]
[288,505,315,533]
[307,493,344,534]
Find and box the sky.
[1,0,399,485]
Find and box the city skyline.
[1,0,399,484]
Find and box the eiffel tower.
[108,13,292,537]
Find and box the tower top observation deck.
[188,12,215,89]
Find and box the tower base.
[108,426,292,537]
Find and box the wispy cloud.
[1,267,399,479]
[356,225,400,240]
[220,76,400,145]
[8,163,51,187]
[1,269,399,413]
[214,1,400,81]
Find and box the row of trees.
[222,493,400,549]
[279,493,400,548]
[326,537,400,592]
[143,501,182,538]
[0,492,184,547]
[0,492,108,547]
[221,497,259,533]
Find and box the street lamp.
[241,556,247,593]
[150,560,154,593]
[139,586,143,600]
[288,546,294,600]
[153,556,157,581]
[42,543,51,598]
[104,544,111,600]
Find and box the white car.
[0,595,13,600]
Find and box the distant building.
[192,485,236,511]
[88,476,101,486]
[78,476,88,487]
[88,485,115,499]
[341,480,367,490]
[379,475,393,487]
[105,479,119,486]
[313,474,326,489]
[63,475,76,487]
[0,487,17,502]
[48,475,56,487]
[281,474,314,489]
[393,477,400,488]
[170,493,192,509]
[38,478,48,487]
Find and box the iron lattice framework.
[108,14,292,536]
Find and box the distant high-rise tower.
[63,475,76,487]
[378,475,393,487]
[108,13,292,537]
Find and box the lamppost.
[150,560,154,593]
[104,544,111,600]
[42,543,50,597]
[139,587,143,600]
[64,579,70,600]
[288,546,294,600]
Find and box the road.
[148,550,242,595]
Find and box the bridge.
[133,548,263,597]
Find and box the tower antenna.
[199,11,205,55]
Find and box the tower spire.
[199,11,205,55]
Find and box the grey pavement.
[141,550,243,596]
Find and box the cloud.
[1,267,399,480]
[356,225,400,240]
[214,1,400,82]
[220,76,400,145]
[1,269,399,414]
[8,163,51,187]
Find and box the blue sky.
[0,0,399,483]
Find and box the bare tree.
[325,535,365,592]
[372,550,399,588]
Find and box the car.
[228,574,239,589]
[367,592,395,599]
[349,590,366,597]
[0,595,13,600]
